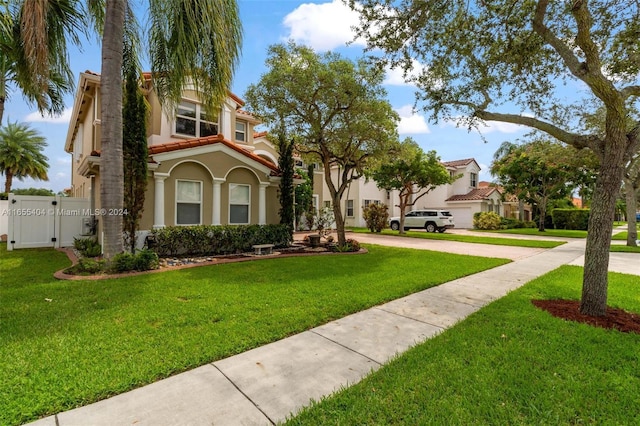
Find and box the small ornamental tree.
[122,59,148,254]
[370,139,455,234]
[362,203,389,233]
[277,133,295,236]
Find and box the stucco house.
[309,158,505,229]
[64,71,283,245]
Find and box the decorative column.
[258,183,269,225]
[212,178,225,225]
[153,172,170,229]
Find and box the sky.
[4,0,531,194]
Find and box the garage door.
[445,208,474,229]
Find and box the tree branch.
[621,85,640,100]
[474,109,598,150]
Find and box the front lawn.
[610,244,640,253]
[350,228,564,248]
[287,266,640,425]
[477,227,589,238]
[0,242,508,426]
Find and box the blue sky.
[4,0,530,193]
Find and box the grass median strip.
[0,243,508,426]
[286,266,640,425]
[350,228,564,248]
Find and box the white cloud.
[396,105,430,134]
[25,108,72,124]
[283,0,365,51]
[56,157,72,165]
[384,59,428,87]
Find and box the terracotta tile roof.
[442,158,477,168]
[148,134,280,173]
[253,131,268,138]
[446,187,500,201]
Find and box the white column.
[212,178,225,225]
[153,172,170,229]
[258,183,269,225]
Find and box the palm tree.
[14,0,242,257]
[98,0,242,257]
[0,121,49,193]
[0,0,84,125]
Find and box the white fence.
[0,199,8,239]
[4,194,91,251]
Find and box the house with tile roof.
[64,71,284,246]
[308,157,506,229]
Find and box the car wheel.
[425,222,437,233]
[390,221,400,231]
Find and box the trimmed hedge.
[551,208,590,230]
[473,212,502,230]
[150,224,292,257]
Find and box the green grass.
[477,227,589,238]
[350,228,564,248]
[610,244,640,253]
[286,266,640,425]
[0,242,508,426]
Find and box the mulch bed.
[532,299,640,335]
[54,244,366,281]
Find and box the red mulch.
[532,299,640,335]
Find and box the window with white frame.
[470,172,478,187]
[346,199,354,217]
[176,180,202,225]
[175,101,218,137]
[363,199,381,208]
[235,121,246,142]
[229,184,250,224]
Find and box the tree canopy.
[350,0,640,316]
[245,42,399,246]
[0,121,48,193]
[370,138,454,234]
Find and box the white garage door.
[445,208,474,229]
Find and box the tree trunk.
[332,201,346,247]
[624,178,638,247]
[100,0,126,258]
[580,138,627,316]
[3,169,12,193]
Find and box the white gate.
[6,194,91,251]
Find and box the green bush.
[134,249,159,271]
[73,237,102,257]
[552,208,590,230]
[67,258,105,275]
[335,238,361,252]
[362,204,389,233]
[473,212,502,230]
[500,217,536,229]
[111,252,136,273]
[151,224,292,257]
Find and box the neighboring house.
[307,158,507,229]
[65,71,283,245]
[482,181,533,222]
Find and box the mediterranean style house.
[309,158,507,229]
[64,71,283,245]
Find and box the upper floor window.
[175,101,218,138]
[470,172,478,188]
[235,121,246,142]
[346,199,354,217]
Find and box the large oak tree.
[350,0,640,316]
[245,42,399,246]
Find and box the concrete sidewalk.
[27,239,638,426]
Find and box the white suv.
[389,209,455,233]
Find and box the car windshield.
[440,211,452,216]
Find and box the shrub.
[552,208,590,230]
[362,204,389,232]
[151,224,292,257]
[73,237,102,257]
[134,249,159,271]
[110,252,136,273]
[473,212,502,230]
[67,258,105,275]
[335,238,361,252]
